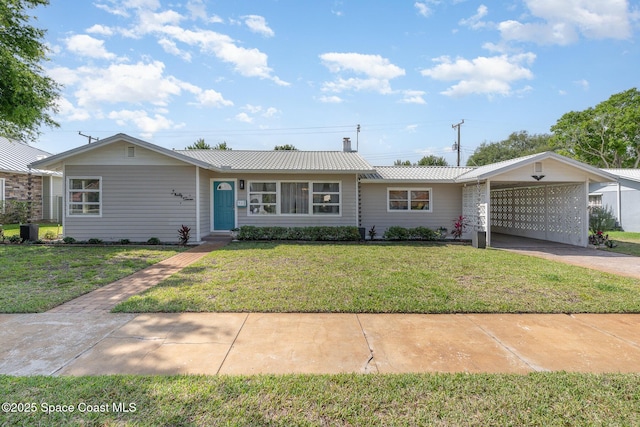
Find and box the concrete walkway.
[47,237,231,314]
[1,312,638,375]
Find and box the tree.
[212,141,231,150]
[274,144,297,150]
[417,155,448,166]
[185,138,211,149]
[466,131,553,166]
[551,88,640,168]
[394,159,412,166]
[0,0,61,142]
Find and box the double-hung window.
[248,180,341,215]
[249,182,277,214]
[68,177,101,216]
[388,188,432,212]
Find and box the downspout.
[62,162,66,235]
[195,166,201,242]
[617,181,622,229]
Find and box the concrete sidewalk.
[1,312,638,376]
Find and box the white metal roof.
[360,166,474,182]
[603,169,640,183]
[177,149,375,173]
[0,137,61,176]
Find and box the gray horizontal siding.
[359,182,463,237]
[64,165,197,242]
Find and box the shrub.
[147,237,161,245]
[43,230,57,240]
[409,226,438,241]
[63,236,76,244]
[451,215,468,240]
[119,239,131,245]
[87,238,103,244]
[8,234,22,244]
[236,225,360,241]
[368,225,377,240]
[0,200,30,224]
[589,206,617,233]
[178,225,191,246]
[383,226,410,241]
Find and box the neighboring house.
[589,169,640,232]
[0,137,63,223]
[30,133,616,246]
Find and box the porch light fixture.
[239,179,245,190]
[531,175,545,181]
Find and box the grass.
[115,241,640,314]
[0,223,62,240]
[605,231,640,257]
[1,373,638,426]
[0,245,185,312]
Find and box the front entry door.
[213,181,235,230]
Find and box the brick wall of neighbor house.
[0,171,43,221]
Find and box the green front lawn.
[606,231,640,257]
[115,242,640,314]
[0,246,185,312]
[1,373,638,426]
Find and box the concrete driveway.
[490,233,640,279]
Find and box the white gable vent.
[127,146,135,158]
[533,162,543,173]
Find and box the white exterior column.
[195,166,200,242]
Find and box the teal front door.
[213,181,235,230]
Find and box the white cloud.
[574,79,590,90]
[415,2,432,18]
[421,53,536,97]
[262,107,279,118]
[242,15,275,37]
[498,0,633,45]
[195,89,234,107]
[158,38,192,61]
[318,95,343,103]
[235,112,253,123]
[400,90,427,104]
[55,97,92,121]
[320,52,405,94]
[86,24,114,36]
[459,5,489,29]
[72,61,183,107]
[65,35,117,60]
[108,109,183,135]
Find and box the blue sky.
[34,0,639,166]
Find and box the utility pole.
[451,119,464,166]
[78,131,99,144]
[356,124,360,152]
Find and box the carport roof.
[455,151,617,183]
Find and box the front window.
[248,180,341,215]
[68,177,101,216]
[388,188,432,212]
[249,182,277,214]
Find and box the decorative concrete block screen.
[490,183,585,246]
[462,183,488,232]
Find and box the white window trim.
[67,176,102,217]
[247,180,342,216]
[387,187,433,213]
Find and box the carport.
[457,152,617,247]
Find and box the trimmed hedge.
[236,226,361,241]
[383,225,443,241]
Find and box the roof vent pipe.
[343,137,352,152]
